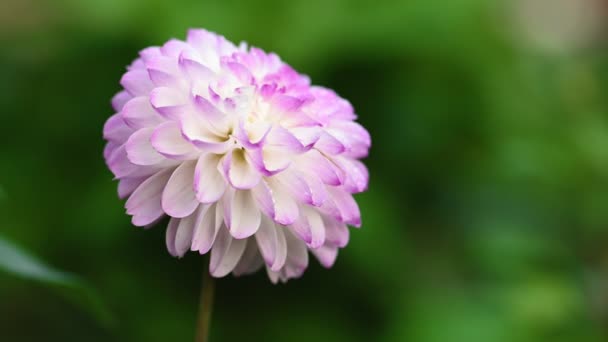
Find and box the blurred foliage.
[0,235,115,328]
[1,0,608,341]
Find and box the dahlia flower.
[103,29,370,283]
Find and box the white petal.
[289,212,311,245]
[323,217,349,248]
[225,149,261,190]
[120,69,153,96]
[165,217,180,256]
[209,228,247,277]
[272,225,288,271]
[112,90,132,112]
[174,212,197,257]
[227,190,261,239]
[327,187,361,227]
[251,179,299,226]
[118,177,145,199]
[315,131,346,155]
[103,113,133,143]
[179,50,215,82]
[290,126,321,149]
[302,207,326,249]
[251,181,274,219]
[193,95,232,134]
[266,267,280,284]
[162,160,198,218]
[267,178,299,225]
[254,216,287,271]
[255,216,276,266]
[179,113,231,152]
[145,55,185,88]
[194,153,226,203]
[149,87,188,120]
[296,149,343,186]
[275,171,313,205]
[125,127,166,165]
[121,96,163,130]
[311,244,339,268]
[125,169,172,226]
[151,121,198,159]
[282,228,309,279]
[246,121,272,144]
[232,239,264,276]
[262,146,292,173]
[335,157,369,194]
[191,204,222,254]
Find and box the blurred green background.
[2,0,608,341]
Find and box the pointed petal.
[103,113,133,143]
[162,160,198,218]
[160,39,190,58]
[227,190,261,239]
[266,267,280,284]
[224,61,253,84]
[262,147,292,173]
[251,179,299,226]
[179,50,215,81]
[108,144,161,178]
[303,172,327,206]
[328,188,361,227]
[289,212,312,245]
[266,126,304,152]
[302,207,326,249]
[194,153,226,203]
[251,181,275,219]
[179,113,231,152]
[151,121,198,159]
[149,87,188,120]
[165,217,180,256]
[125,127,166,165]
[224,149,261,190]
[275,171,313,205]
[290,126,321,149]
[232,239,264,276]
[191,204,222,254]
[267,178,299,225]
[112,91,132,112]
[315,131,346,155]
[254,216,287,271]
[118,177,145,199]
[335,157,369,193]
[282,228,309,278]
[248,147,290,176]
[145,55,185,88]
[174,212,197,257]
[323,217,349,248]
[209,228,247,277]
[272,225,288,271]
[296,149,343,186]
[193,95,231,134]
[125,169,172,226]
[233,120,271,149]
[311,244,338,268]
[139,46,162,63]
[186,29,224,70]
[107,144,135,178]
[121,96,163,129]
[120,69,154,96]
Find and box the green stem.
[195,257,215,342]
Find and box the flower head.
[103,29,370,283]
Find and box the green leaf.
[0,235,115,329]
